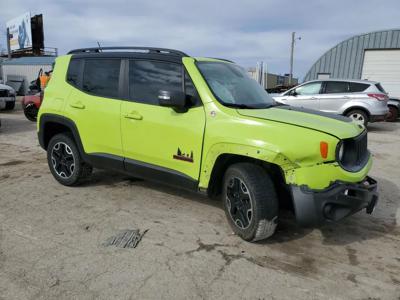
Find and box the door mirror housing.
[158,90,188,112]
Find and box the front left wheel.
[222,163,279,242]
[47,133,92,186]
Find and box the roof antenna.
[97,41,102,52]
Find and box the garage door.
[361,49,400,98]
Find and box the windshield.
[197,61,275,108]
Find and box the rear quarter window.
[349,82,369,92]
[66,59,82,87]
[375,83,386,93]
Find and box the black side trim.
[276,105,352,122]
[124,158,198,191]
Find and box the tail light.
[367,93,388,101]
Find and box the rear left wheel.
[47,133,92,186]
[222,163,278,242]
[346,109,368,127]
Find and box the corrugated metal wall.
[304,29,400,82]
[1,64,52,94]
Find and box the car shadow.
[79,169,222,209]
[79,170,399,245]
[367,123,398,132]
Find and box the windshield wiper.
[223,103,275,109]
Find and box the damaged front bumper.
[291,176,378,227]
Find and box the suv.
[37,47,378,242]
[273,79,389,126]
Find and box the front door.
[121,59,206,186]
[281,81,322,110]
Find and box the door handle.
[124,111,143,120]
[70,102,85,109]
[310,97,318,100]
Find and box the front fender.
[198,143,296,188]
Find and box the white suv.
[273,79,389,126]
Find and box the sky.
[0,0,399,80]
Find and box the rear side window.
[82,59,121,98]
[66,59,82,87]
[129,60,182,105]
[349,82,369,92]
[324,81,349,93]
[375,83,386,93]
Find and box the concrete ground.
[0,107,399,300]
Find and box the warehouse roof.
[1,56,56,66]
[304,29,400,81]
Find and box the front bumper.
[0,96,16,109]
[291,176,378,227]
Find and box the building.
[304,29,400,97]
[247,68,298,89]
[0,56,55,95]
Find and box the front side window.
[82,59,121,98]
[324,81,349,94]
[129,60,182,105]
[294,82,322,95]
[197,62,274,108]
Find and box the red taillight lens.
[320,141,329,159]
[367,93,388,101]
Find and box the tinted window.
[349,82,369,92]
[82,59,120,98]
[66,59,81,87]
[184,71,199,106]
[129,60,182,105]
[324,81,349,93]
[294,82,322,95]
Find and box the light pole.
[289,32,301,85]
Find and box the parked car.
[387,97,400,122]
[273,79,389,126]
[0,83,16,110]
[37,47,378,242]
[22,92,43,122]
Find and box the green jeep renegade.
[37,47,378,242]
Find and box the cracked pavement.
[0,108,399,299]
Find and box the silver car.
[273,79,389,126]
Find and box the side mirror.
[158,90,188,113]
[291,90,298,96]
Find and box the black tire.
[345,109,368,127]
[387,106,399,122]
[47,133,92,186]
[5,101,15,110]
[222,163,278,242]
[23,103,38,122]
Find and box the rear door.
[319,81,350,113]
[63,58,123,158]
[120,59,206,185]
[280,81,322,110]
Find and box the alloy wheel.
[51,142,75,179]
[226,177,253,229]
[349,112,365,125]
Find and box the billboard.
[6,12,32,51]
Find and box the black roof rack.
[67,46,189,57]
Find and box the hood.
[0,83,14,92]
[237,105,363,139]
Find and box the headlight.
[337,142,345,161]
